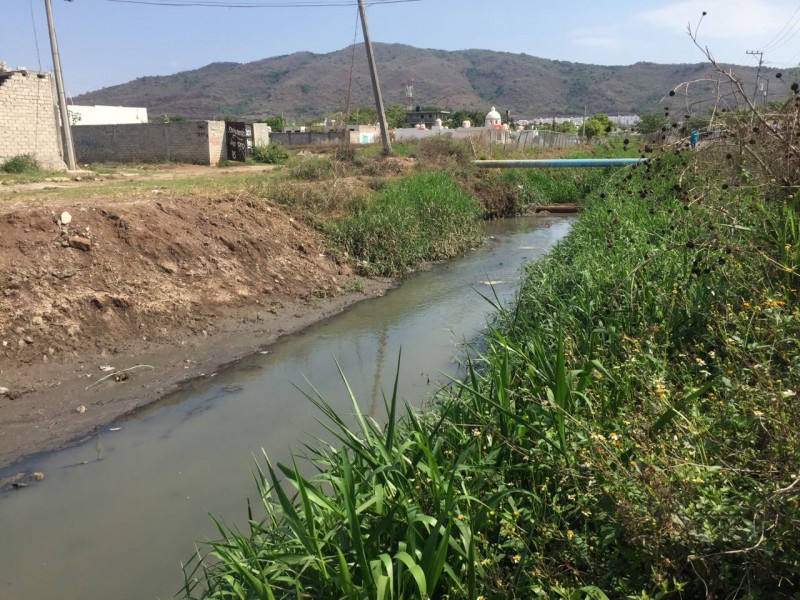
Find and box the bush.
[327,171,482,275]
[250,143,289,165]
[331,142,356,163]
[289,156,337,181]
[2,154,40,173]
[409,136,473,166]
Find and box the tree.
[348,106,378,125]
[255,115,286,132]
[384,104,407,129]
[448,110,485,129]
[583,113,613,139]
[557,120,578,134]
[635,111,667,134]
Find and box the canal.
[0,215,572,600]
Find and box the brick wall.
[0,70,67,170]
[74,121,228,165]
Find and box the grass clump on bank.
[326,171,483,276]
[182,98,800,598]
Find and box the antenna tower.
[405,77,414,111]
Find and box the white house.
[68,105,148,125]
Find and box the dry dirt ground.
[0,165,392,481]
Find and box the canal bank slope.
[0,177,394,472]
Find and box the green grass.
[0,153,66,185]
[325,171,484,275]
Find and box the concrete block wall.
[252,123,269,147]
[269,131,345,146]
[74,121,227,165]
[207,121,226,164]
[0,70,67,170]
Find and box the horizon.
[2,0,799,96]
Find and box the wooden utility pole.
[44,0,77,170]
[357,0,392,154]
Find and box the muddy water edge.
[0,215,572,600]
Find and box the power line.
[29,0,43,70]
[762,3,800,52]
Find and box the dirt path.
[0,165,391,476]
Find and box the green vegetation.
[634,111,667,134]
[327,171,483,275]
[288,155,339,181]
[583,113,614,139]
[385,104,408,129]
[557,120,578,134]
[448,109,486,129]
[500,166,608,207]
[160,113,186,123]
[1,154,40,174]
[258,115,286,133]
[181,91,800,598]
[251,143,289,165]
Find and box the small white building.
[394,107,510,144]
[68,105,148,125]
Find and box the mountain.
[72,43,785,121]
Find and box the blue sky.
[2,0,799,95]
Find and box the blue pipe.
[474,158,647,168]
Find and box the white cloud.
[639,0,788,37]
[569,25,625,50]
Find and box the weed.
[326,171,483,275]
[2,154,40,174]
[289,156,338,181]
[251,143,289,165]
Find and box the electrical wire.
[762,3,800,52]
[342,6,359,128]
[29,0,43,71]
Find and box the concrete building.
[0,63,67,170]
[405,106,451,129]
[68,105,148,125]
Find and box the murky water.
[0,216,571,600]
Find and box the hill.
[72,43,785,121]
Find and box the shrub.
[251,143,289,165]
[331,142,356,163]
[2,154,40,174]
[327,171,482,275]
[289,156,337,181]
[409,136,473,165]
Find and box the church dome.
[485,106,502,127]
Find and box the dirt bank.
[0,167,393,474]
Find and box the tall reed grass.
[326,171,483,275]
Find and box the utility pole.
[746,50,763,122]
[357,0,391,154]
[44,0,77,170]
[582,105,587,139]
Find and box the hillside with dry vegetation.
[73,43,783,121]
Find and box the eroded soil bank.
[0,168,393,473]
